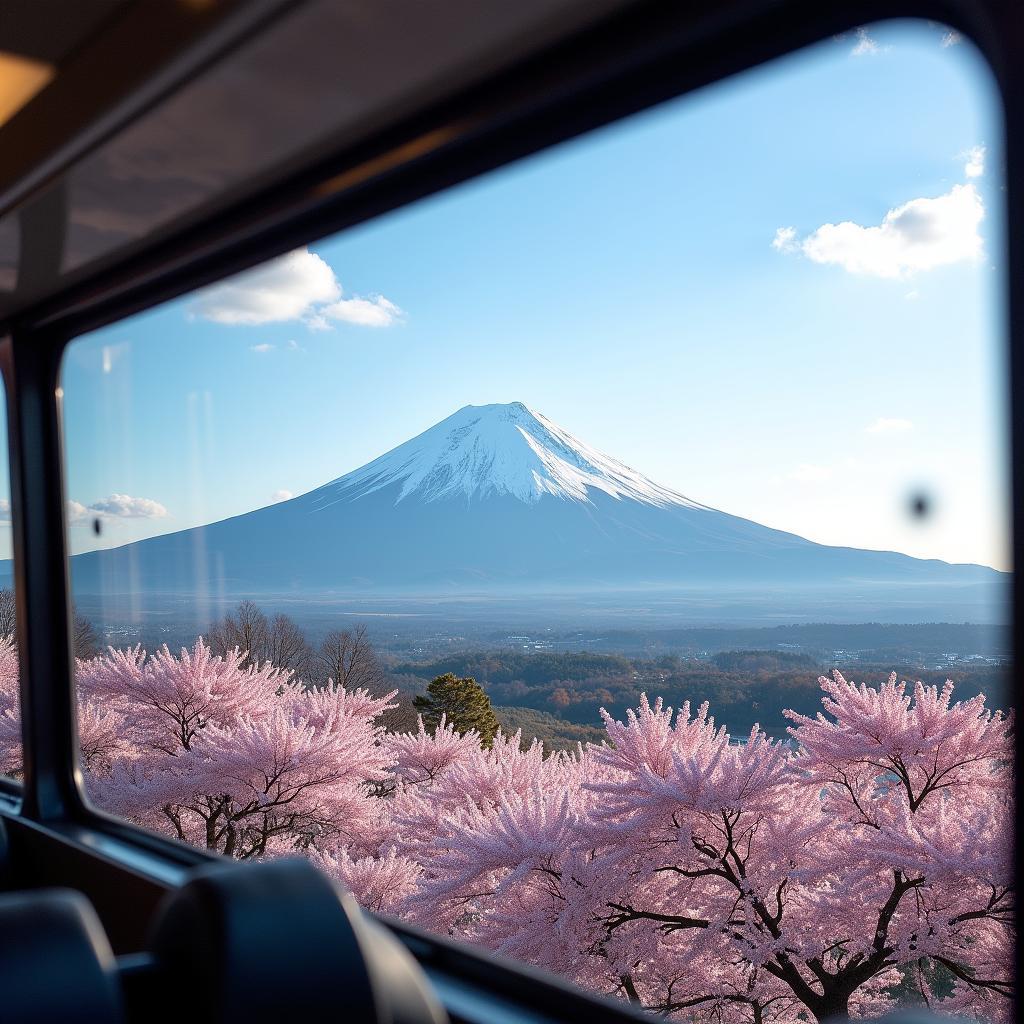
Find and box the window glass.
[63,22,1013,1023]
[0,0,631,301]
[0,371,21,781]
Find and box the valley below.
[74,594,1012,750]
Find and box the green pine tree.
[413,672,500,748]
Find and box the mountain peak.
[318,402,702,508]
[450,400,535,422]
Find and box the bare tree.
[208,600,312,679]
[0,588,98,658]
[266,613,313,679]
[313,624,415,730]
[314,625,385,692]
[73,611,99,660]
[208,600,270,668]
[0,588,15,639]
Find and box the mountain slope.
[64,403,1002,604]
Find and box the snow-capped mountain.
[65,403,1003,614]
[318,402,701,507]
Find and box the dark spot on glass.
[908,492,931,520]
[92,517,102,536]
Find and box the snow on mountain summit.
[319,402,703,508]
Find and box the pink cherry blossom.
[387,714,482,785]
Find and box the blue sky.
[4,20,1008,575]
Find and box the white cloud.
[776,183,984,279]
[286,339,302,351]
[851,28,879,56]
[905,290,920,301]
[271,490,293,503]
[191,249,340,325]
[771,226,798,253]
[941,30,962,47]
[67,500,89,523]
[189,247,404,330]
[320,295,404,328]
[963,144,985,179]
[83,494,168,520]
[788,464,833,483]
[250,343,274,353]
[3,496,169,526]
[866,417,914,435]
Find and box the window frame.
[0,0,1017,987]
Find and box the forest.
[390,648,1009,741]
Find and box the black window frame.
[0,0,1018,992]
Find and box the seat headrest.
[149,857,446,1024]
[0,888,124,1024]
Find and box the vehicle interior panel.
[0,1,1018,1022]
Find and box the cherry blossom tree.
[389,714,483,785]
[0,633,125,779]
[81,639,398,858]
[399,679,1014,1024]
[0,635,21,776]
[787,673,1014,1023]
